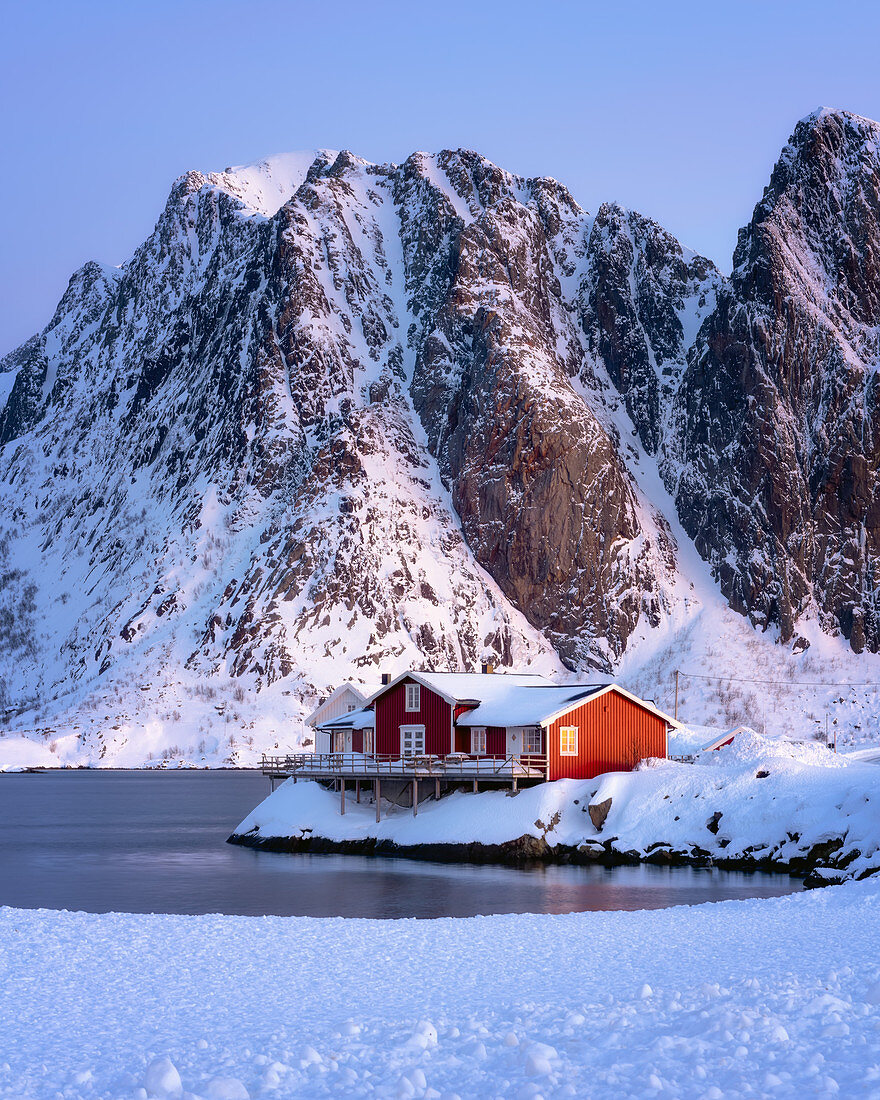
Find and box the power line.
[677,669,880,689]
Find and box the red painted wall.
[453,724,506,755]
[375,678,452,756]
[546,689,667,780]
[454,705,473,752]
[487,726,506,756]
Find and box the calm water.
[0,770,802,917]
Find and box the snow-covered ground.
[234,732,880,882]
[2,882,879,1099]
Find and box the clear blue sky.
[3,0,880,357]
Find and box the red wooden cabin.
[368,671,671,780]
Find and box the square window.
[405,683,421,712]
[471,727,487,755]
[560,726,578,756]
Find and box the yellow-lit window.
[560,726,578,756]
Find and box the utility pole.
[674,670,679,722]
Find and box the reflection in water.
[0,770,802,917]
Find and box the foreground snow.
[2,883,879,1098]
[235,733,880,881]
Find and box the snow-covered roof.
[700,726,759,752]
[369,671,555,707]
[455,685,605,727]
[319,707,376,730]
[305,683,369,727]
[365,671,676,730]
[458,682,678,730]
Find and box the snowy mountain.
[3,110,880,766]
[670,109,880,652]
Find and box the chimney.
[481,662,495,674]
[381,673,391,686]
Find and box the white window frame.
[405,683,421,712]
[524,727,543,754]
[400,724,425,757]
[559,725,579,756]
[363,730,374,754]
[471,727,487,755]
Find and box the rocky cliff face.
[2,109,879,757]
[670,109,880,650]
[404,152,693,669]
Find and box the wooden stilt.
[412,779,418,817]
[434,777,440,802]
[376,778,381,823]
[340,779,346,815]
[356,780,361,803]
[473,779,478,794]
[511,777,518,793]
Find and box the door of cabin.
[522,726,544,766]
[400,725,425,757]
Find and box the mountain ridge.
[3,108,880,767]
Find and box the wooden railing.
[260,752,549,779]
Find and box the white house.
[319,706,376,754]
[305,683,375,752]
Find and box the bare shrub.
[623,731,653,770]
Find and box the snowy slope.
[3,114,880,767]
[208,150,339,216]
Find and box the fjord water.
[0,770,801,917]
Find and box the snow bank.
[0,735,61,772]
[2,882,880,1098]
[234,733,880,881]
[234,774,587,848]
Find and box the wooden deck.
[260,752,549,818]
[261,752,549,782]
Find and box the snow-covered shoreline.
[231,734,880,886]
[3,882,880,1098]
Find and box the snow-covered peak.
[207,150,342,216]
[796,105,880,134]
[769,107,880,189]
